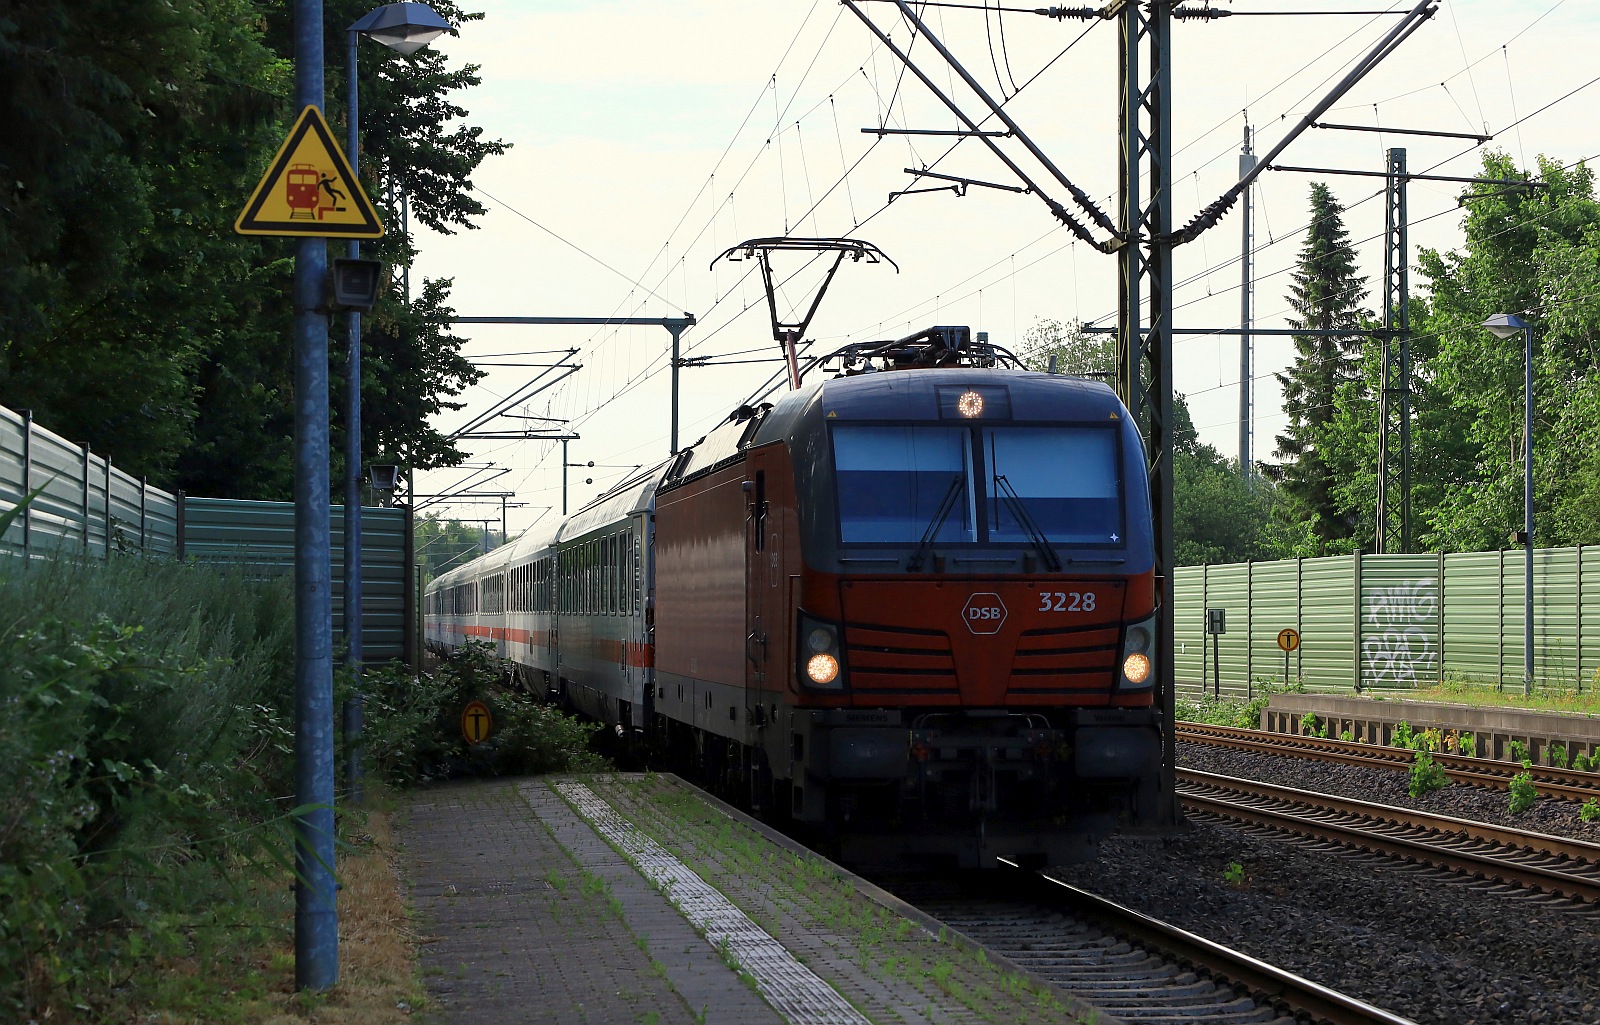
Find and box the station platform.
[398,773,1105,1025]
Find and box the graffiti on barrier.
[1362,577,1437,687]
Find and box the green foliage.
[0,1,501,498]
[0,555,294,1019]
[1575,752,1596,772]
[1408,750,1450,798]
[1458,732,1478,758]
[1299,712,1329,738]
[1391,720,1416,749]
[1547,743,1570,768]
[1223,861,1245,887]
[1339,729,1353,742]
[1266,182,1371,554]
[359,641,605,783]
[415,513,500,584]
[1508,767,1539,814]
[1581,799,1600,823]
[1176,692,1270,730]
[1509,739,1529,763]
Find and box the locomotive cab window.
[832,426,975,544]
[985,427,1122,545]
[831,422,1124,548]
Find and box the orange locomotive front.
[652,328,1166,868]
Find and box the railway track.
[1177,721,1600,803]
[895,867,1417,1025]
[1178,768,1600,904]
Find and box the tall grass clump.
[0,554,295,1020]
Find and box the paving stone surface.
[402,777,774,1024]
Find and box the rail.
[1178,720,1600,803]
[998,861,1420,1025]
[1177,768,1600,904]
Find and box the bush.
[0,556,294,1019]
[1176,692,1272,730]
[357,641,607,784]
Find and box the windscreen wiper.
[907,474,965,572]
[993,474,1062,572]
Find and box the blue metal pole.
[1524,324,1534,696]
[293,0,338,992]
[343,24,365,803]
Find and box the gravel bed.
[1178,741,1600,845]
[1041,743,1600,1025]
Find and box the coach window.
[610,535,620,614]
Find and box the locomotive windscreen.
[984,427,1122,545]
[831,423,1121,546]
[832,426,976,543]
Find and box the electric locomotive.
[425,326,1167,868]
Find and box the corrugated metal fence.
[1,406,180,557]
[181,498,413,663]
[1177,550,1600,695]
[1,405,413,663]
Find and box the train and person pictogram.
[425,325,1166,868]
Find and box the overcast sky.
[408,0,1597,535]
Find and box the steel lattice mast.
[1112,0,1179,825]
[1376,148,1412,553]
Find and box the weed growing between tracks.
[563,773,1103,1025]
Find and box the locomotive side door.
[744,451,785,725]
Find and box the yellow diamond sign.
[235,105,383,239]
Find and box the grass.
[134,786,429,1025]
[562,773,1102,1025]
[1406,676,1600,716]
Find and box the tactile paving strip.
[554,780,870,1025]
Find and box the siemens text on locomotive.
[425,326,1168,867]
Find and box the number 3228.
[1039,591,1096,612]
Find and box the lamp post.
[343,1,450,801]
[1483,313,1534,696]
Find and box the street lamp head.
[351,2,451,55]
[1482,312,1530,340]
[369,464,401,493]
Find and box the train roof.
[783,367,1121,430]
[661,366,1126,492]
[557,460,668,542]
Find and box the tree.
[1268,182,1371,553]
[0,2,506,500]
[1415,153,1600,550]
[1018,318,1116,378]
[415,514,496,583]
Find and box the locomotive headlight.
[957,389,984,417]
[1118,613,1158,691]
[807,653,841,684]
[797,610,847,690]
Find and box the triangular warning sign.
[235,105,383,239]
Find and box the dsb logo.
[962,592,1008,635]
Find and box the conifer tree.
[1270,183,1370,551]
